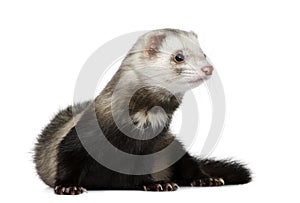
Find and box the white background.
[0,0,299,202]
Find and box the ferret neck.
[128,86,183,116]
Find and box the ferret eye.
[204,54,207,58]
[174,53,185,63]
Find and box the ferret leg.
[54,128,87,195]
[172,153,225,187]
[54,159,87,195]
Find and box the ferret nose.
[201,66,214,76]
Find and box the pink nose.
[201,66,214,76]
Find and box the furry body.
[34,29,251,194]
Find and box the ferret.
[34,28,251,195]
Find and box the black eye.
[204,54,207,58]
[174,53,185,63]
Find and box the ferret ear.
[189,31,198,38]
[144,33,166,57]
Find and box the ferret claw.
[190,178,225,187]
[54,186,87,195]
[143,182,179,192]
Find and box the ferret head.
[122,29,214,93]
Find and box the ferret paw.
[54,186,87,195]
[143,182,179,192]
[190,178,225,187]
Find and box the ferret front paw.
[54,186,87,195]
[143,182,179,192]
[190,178,225,187]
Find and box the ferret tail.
[199,158,252,185]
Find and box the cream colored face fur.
[122,30,213,94]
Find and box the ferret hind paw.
[190,178,225,187]
[54,186,87,195]
[143,182,179,192]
